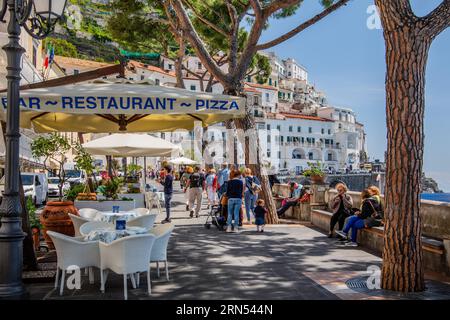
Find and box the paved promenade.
[26,184,450,300]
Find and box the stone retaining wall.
[327,189,450,240]
[273,183,450,276]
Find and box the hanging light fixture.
[1,0,68,39]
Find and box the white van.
[0,172,48,205]
[65,169,86,185]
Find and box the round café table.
[93,211,138,224]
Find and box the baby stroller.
[205,204,226,230]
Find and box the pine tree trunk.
[232,111,279,225]
[381,27,429,292]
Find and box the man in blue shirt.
[159,165,173,223]
[217,163,230,198]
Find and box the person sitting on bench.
[277,182,304,218]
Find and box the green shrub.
[65,184,85,202]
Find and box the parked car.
[47,177,70,198]
[0,172,48,205]
[65,169,86,185]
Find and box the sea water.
[421,193,450,203]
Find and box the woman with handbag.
[328,183,353,238]
[243,168,261,224]
[336,188,383,247]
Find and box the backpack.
[190,173,203,188]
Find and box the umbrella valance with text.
[0,80,246,132]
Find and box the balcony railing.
[280,141,341,149]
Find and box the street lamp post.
[0,0,67,299]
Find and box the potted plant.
[96,177,122,200]
[126,163,142,183]
[26,197,41,252]
[31,133,79,249]
[303,161,327,184]
[65,184,87,201]
[73,143,97,200]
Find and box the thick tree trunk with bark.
[376,0,450,293]
[168,0,356,225]
[381,27,429,292]
[225,88,278,224]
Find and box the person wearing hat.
[276,182,304,218]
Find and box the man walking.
[158,165,173,224]
[185,166,206,218]
[217,163,230,198]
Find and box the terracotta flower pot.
[311,175,325,184]
[40,201,79,250]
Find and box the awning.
[0,79,246,133]
[82,133,181,157]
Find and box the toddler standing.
[254,199,267,232]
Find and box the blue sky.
[259,0,450,191]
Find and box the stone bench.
[274,197,320,221]
[311,208,449,276]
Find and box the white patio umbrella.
[82,133,181,157]
[168,156,198,165]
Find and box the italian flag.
[43,44,55,69]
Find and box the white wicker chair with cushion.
[127,214,157,230]
[99,234,156,300]
[78,208,100,220]
[130,208,150,216]
[69,213,91,237]
[148,224,174,281]
[47,231,100,296]
[79,221,114,237]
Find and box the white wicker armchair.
[127,214,157,230]
[99,234,156,300]
[47,231,100,296]
[130,208,150,216]
[148,224,174,281]
[79,221,114,237]
[78,208,100,219]
[68,213,91,237]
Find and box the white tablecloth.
[94,211,138,224]
[84,226,148,243]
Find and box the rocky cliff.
[422,175,443,193]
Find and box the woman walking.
[243,168,260,224]
[226,170,244,233]
[328,183,353,238]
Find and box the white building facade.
[121,52,367,174]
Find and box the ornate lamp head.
[0,1,7,22]
[1,0,68,39]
